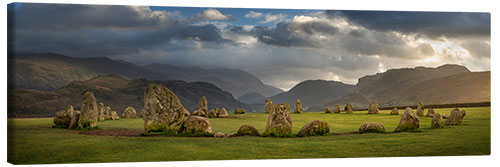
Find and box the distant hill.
[8,53,283,99]
[8,74,250,117]
[269,80,355,108]
[143,63,283,98]
[237,92,267,105]
[8,53,167,90]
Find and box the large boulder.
[78,91,99,129]
[325,107,332,113]
[359,123,386,133]
[263,103,293,137]
[416,102,425,117]
[390,107,399,115]
[445,108,466,126]
[333,104,341,113]
[218,108,228,118]
[197,96,208,115]
[192,109,207,117]
[367,101,380,114]
[426,108,435,117]
[297,120,330,137]
[121,107,137,118]
[208,109,218,118]
[265,99,273,113]
[344,103,353,114]
[234,108,246,114]
[237,124,261,136]
[431,113,444,128]
[53,105,75,128]
[68,110,81,130]
[110,111,120,120]
[103,106,112,120]
[181,116,213,134]
[295,99,302,113]
[97,102,105,121]
[142,84,190,133]
[394,107,420,132]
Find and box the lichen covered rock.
[103,106,112,120]
[121,107,137,118]
[53,105,75,128]
[394,107,420,132]
[416,101,425,117]
[359,122,386,133]
[110,111,120,120]
[192,109,207,117]
[78,91,99,129]
[333,104,341,113]
[181,116,213,134]
[295,99,302,113]
[237,124,261,136]
[344,103,353,114]
[431,113,444,128]
[208,109,218,118]
[325,107,332,113]
[214,132,225,137]
[263,103,292,137]
[197,96,208,115]
[218,108,228,118]
[68,110,81,130]
[367,101,380,114]
[390,107,399,115]
[445,108,466,126]
[234,108,246,114]
[97,102,105,121]
[142,84,190,133]
[297,120,330,137]
[426,108,435,117]
[265,99,273,113]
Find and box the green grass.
[7,107,490,164]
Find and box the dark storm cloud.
[250,23,319,48]
[327,10,490,38]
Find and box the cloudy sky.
[7,3,491,91]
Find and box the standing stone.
[426,108,435,117]
[416,101,425,117]
[68,110,81,130]
[359,123,386,133]
[263,103,293,137]
[121,107,137,118]
[53,105,75,128]
[181,116,213,134]
[197,96,208,115]
[344,103,353,114]
[110,111,120,120]
[445,108,466,126]
[325,107,332,113]
[234,108,246,114]
[297,120,330,137]
[295,99,302,113]
[237,124,261,136]
[97,102,105,121]
[78,91,99,129]
[218,108,228,118]
[394,107,420,132]
[333,104,341,113]
[431,113,444,128]
[208,109,218,118]
[142,84,190,133]
[368,101,380,114]
[192,110,207,117]
[103,106,112,120]
[390,107,399,115]
[265,99,273,113]
[139,109,144,118]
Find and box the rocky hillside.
[237,92,267,105]
[8,74,249,117]
[269,80,355,108]
[143,63,283,98]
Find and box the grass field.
[7,107,490,164]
